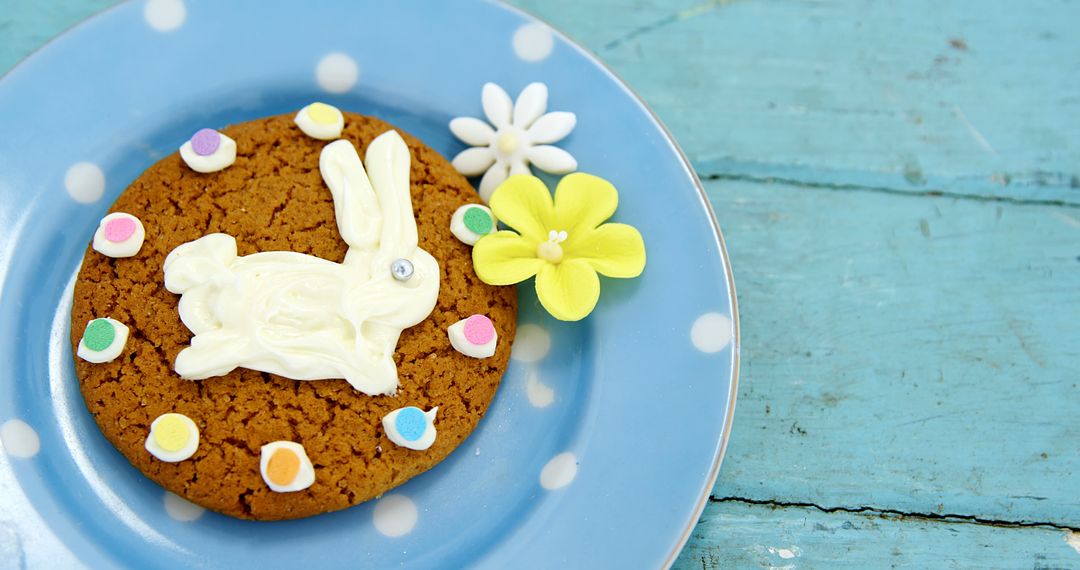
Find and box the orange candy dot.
[267,448,300,486]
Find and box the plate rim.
[495,2,742,566]
[0,1,742,567]
[0,1,127,83]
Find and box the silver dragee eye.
[391,258,414,281]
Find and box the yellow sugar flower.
[472,173,646,321]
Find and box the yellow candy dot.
[307,102,338,125]
[153,414,190,452]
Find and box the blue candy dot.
[394,407,427,442]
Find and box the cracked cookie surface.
[70,113,516,520]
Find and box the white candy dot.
[510,324,551,363]
[316,53,359,94]
[373,494,418,537]
[525,368,555,408]
[164,492,205,522]
[513,22,554,62]
[64,162,105,204]
[691,312,733,354]
[1,419,40,458]
[144,0,186,32]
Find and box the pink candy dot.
[190,128,221,156]
[463,315,495,345]
[103,217,136,243]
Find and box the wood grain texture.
[516,0,1080,205]
[674,500,1080,569]
[702,178,1080,525]
[0,0,116,72]
[511,0,1080,565]
[4,0,1080,567]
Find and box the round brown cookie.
[70,113,517,520]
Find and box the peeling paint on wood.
[675,501,1080,569]
[1065,531,1080,555]
[701,177,1080,527]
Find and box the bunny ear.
[320,139,381,250]
[363,130,418,254]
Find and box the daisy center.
[537,230,568,263]
[496,132,520,155]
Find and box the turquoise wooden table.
[3,0,1079,567]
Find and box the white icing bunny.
[163,131,440,396]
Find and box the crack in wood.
[603,0,733,50]
[709,495,1080,532]
[703,172,1080,210]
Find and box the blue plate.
[0,1,738,567]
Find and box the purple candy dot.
[104,217,136,243]
[191,128,221,156]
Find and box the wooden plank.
[516,0,1080,205]
[703,176,1080,526]
[674,500,1080,569]
[14,0,1080,207]
[0,0,116,73]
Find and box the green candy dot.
[463,207,493,235]
[83,319,116,352]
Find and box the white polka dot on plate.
[316,53,359,94]
[513,22,554,62]
[525,367,555,408]
[373,494,417,537]
[65,162,105,204]
[540,452,577,490]
[144,0,186,32]
[691,312,733,353]
[510,324,551,363]
[164,491,205,522]
[1,419,40,458]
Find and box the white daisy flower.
[450,82,578,202]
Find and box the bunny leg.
[173,331,243,380]
[163,233,238,294]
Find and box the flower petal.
[509,159,530,176]
[488,174,555,242]
[526,145,577,174]
[552,172,618,239]
[478,161,510,202]
[452,147,497,176]
[526,112,576,144]
[535,259,601,321]
[449,117,496,146]
[473,231,545,285]
[565,223,646,278]
[512,82,548,129]
[482,83,513,129]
